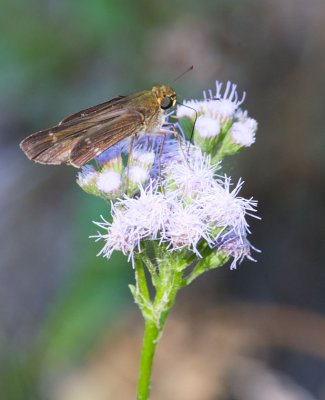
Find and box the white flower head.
[96,170,122,194]
[127,166,150,185]
[195,115,221,139]
[230,115,258,147]
[216,233,258,270]
[94,182,171,263]
[93,212,134,259]
[162,203,211,256]
[199,176,258,238]
[163,144,219,198]
[118,183,170,241]
[131,148,156,166]
[177,80,246,122]
[211,80,246,119]
[176,100,200,119]
[125,148,156,188]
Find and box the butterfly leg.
[125,135,136,194]
[159,126,192,170]
[156,133,166,186]
[143,132,166,185]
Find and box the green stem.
[134,248,228,399]
[136,320,160,400]
[142,255,159,287]
[184,251,229,286]
[135,257,150,302]
[135,254,184,400]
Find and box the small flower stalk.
[78,81,259,400]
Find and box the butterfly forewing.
[60,95,127,124]
[20,94,147,166]
[20,118,97,164]
[70,110,145,167]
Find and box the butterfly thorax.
[128,85,176,134]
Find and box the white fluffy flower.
[216,234,257,270]
[211,80,246,118]
[131,148,155,166]
[127,166,149,184]
[94,183,170,262]
[163,144,218,198]
[126,149,156,187]
[197,176,258,242]
[230,117,258,147]
[176,99,199,119]
[195,115,221,138]
[162,203,212,256]
[96,170,122,194]
[177,80,246,122]
[93,212,134,260]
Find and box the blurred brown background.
[1,0,325,399]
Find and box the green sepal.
[178,116,196,140]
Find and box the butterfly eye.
[160,96,173,110]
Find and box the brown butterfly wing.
[59,92,147,124]
[69,110,145,167]
[19,120,95,165]
[60,95,127,124]
[19,93,147,166]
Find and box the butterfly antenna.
[175,102,198,147]
[172,65,194,83]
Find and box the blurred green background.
[1,0,325,399]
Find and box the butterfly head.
[152,85,177,110]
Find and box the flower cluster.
[78,80,259,270]
[93,142,258,269]
[77,145,156,200]
[177,81,257,159]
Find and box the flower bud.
[77,165,100,196]
[193,115,221,153]
[124,149,155,196]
